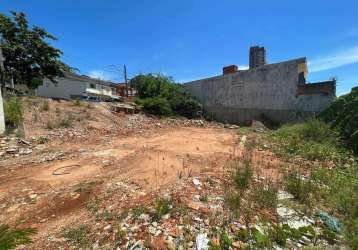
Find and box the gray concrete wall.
[184,58,334,125]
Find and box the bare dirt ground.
[1,97,253,249]
[0,126,234,238]
[2,98,326,249]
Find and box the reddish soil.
[0,122,237,242]
[0,98,283,249]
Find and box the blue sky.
[1,0,357,95]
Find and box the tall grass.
[4,97,23,127]
[271,119,347,162]
[0,224,36,250]
[273,119,358,248]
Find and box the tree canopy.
[131,74,202,118]
[0,11,74,89]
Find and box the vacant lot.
[1,98,244,248]
[1,98,354,249]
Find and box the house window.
[89,83,96,89]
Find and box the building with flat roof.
[36,72,121,101]
[184,48,336,125]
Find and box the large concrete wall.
[184,58,334,125]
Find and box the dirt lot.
[1,98,338,249]
[0,98,245,248]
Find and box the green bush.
[141,97,172,116]
[131,74,201,117]
[320,88,358,154]
[4,97,23,127]
[274,119,336,144]
[0,224,36,250]
[271,119,344,162]
[281,165,358,248]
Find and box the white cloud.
[309,46,358,72]
[88,70,113,81]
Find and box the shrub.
[271,119,344,162]
[141,97,172,116]
[4,97,22,127]
[275,119,336,144]
[320,88,358,154]
[0,224,36,250]
[131,74,201,117]
[168,91,201,118]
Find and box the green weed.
[253,183,278,210]
[283,171,316,204]
[0,224,36,250]
[153,197,171,221]
[62,225,89,247]
[233,160,253,191]
[4,97,22,127]
[73,100,82,106]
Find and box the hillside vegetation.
[320,88,358,154]
[270,118,358,248]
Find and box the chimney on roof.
[249,46,266,69]
[223,65,238,75]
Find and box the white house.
[36,72,120,101]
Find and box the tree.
[0,11,74,89]
[130,74,202,118]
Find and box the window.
[89,83,96,89]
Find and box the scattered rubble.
[0,136,35,158]
[0,98,345,249]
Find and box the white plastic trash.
[196,233,209,250]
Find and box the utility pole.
[0,39,6,134]
[124,64,128,97]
